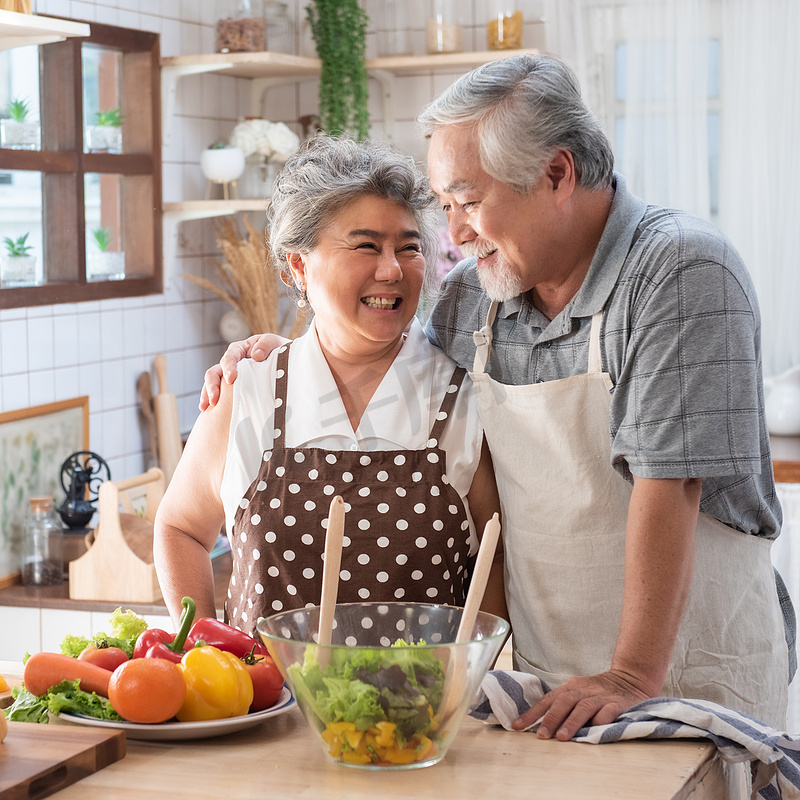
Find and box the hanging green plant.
[306,0,369,139]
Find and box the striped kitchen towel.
[469,670,800,799]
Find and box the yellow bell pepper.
[176,645,253,722]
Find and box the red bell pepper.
[132,596,196,663]
[185,617,269,659]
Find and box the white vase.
[200,146,246,183]
[0,255,37,287]
[0,119,40,150]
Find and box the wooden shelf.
[0,9,89,51]
[161,50,320,80]
[368,49,540,74]
[160,48,539,80]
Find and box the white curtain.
[716,0,800,378]
[549,0,800,377]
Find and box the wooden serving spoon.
[436,512,502,723]
[316,495,345,666]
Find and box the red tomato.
[242,654,284,711]
[78,644,130,671]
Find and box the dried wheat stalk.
[181,216,306,339]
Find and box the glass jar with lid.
[487,1,523,50]
[264,1,294,54]
[427,0,461,55]
[22,496,64,587]
[216,0,267,54]
[378,0,411,57]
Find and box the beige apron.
[471,302,788,728]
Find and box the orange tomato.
[108,658,187,723]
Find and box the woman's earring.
[297,282,307,309]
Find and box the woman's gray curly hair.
[267,136,440,302]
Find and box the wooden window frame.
[0,18,162,309]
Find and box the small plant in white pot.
[86,107,124,153]
[200,141,246,199]
[1,98,41,150]
[1,233,37,287]
[87,227,125,281]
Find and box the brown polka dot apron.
[226,343,473,636]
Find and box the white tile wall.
[3,0,552,489]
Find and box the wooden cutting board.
[0,721,126,799]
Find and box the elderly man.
[202,54,794,739]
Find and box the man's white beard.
[461,245,522,303]
[477,265,524,302]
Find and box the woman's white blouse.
[219,318,484,551]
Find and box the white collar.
[286,318,440,449]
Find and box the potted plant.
[86,107,124,153]
[1,97,41,150]
[200,141,246,199]
[1,233,37,287]
[87,227,125,282]
[306,0,369,138]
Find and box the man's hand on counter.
[512,670,651,740]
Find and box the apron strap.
[428,366,467,445]
[273,344,291,443]
[472,301,499,374]
[587,311,604,374]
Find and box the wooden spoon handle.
[456,512,501,643]
[318,495,345,648]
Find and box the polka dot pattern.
[225,345,472,639]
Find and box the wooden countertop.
[0,663,723,800]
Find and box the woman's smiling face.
[287,195,426,361]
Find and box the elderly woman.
[154,137,505,636]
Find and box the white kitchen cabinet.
[0,604,170,660]
[0,605,40,661]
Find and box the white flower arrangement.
[229,118,300,162]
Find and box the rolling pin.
[152,354,182,483]
[136,370,159,467]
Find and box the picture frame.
[0,396,89,587]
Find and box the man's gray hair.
[417,53,614,192]
[268,136,439,294]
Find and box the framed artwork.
[0,397,89,587]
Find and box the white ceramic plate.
[59,686,295,741]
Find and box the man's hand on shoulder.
[200,333,289,410]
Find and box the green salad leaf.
[59,606,148,659]
[4,686,49,723]
[46,680,122,720]
[288,639,445,738]
[4,680,122,724]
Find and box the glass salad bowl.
[257,602,509,770]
